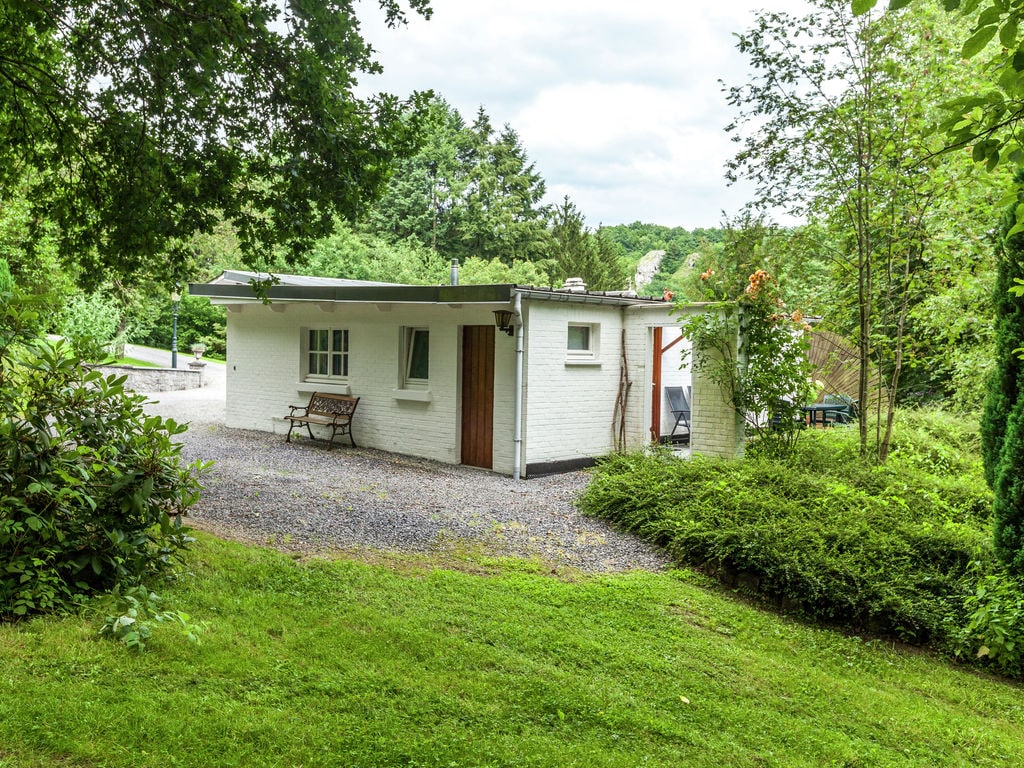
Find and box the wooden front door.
[461,325,495,468]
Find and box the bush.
[1,294,207,618]
[580,411,997,654]
[951,572,1024,678]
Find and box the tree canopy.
[0,0,432,288]
[856,0,1024,183]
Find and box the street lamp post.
[171,289,181,369]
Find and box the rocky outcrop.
[634,250,665,293]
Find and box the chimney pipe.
[450,258,459,286]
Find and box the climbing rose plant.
[679,270,815,458]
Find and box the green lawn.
[100,357,161,368]
[1,534,1022,767]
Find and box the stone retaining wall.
[88,364,204,392]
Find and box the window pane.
[567,325,590,351]
[332,354,343,377]
[310,329,329,352]
[309,352,327,375]
[333,330,346,353]
[408,329,429,380]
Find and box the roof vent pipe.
[561,277,586,293]
[450,258,459,286]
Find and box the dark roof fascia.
[188,282,517,304]
[190,280,677,309]
[512,286,668,307]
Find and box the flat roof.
[189,271,677,307]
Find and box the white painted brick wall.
[520,302,627,465]
[225,301,506,466]
[223,297,743,474]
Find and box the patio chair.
[665,386,691,443]
[822,393,857,426]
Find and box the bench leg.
[305,423,315,441]
[286,422,295,443]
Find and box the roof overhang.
[190,280,518,305]
[189,271,675,309]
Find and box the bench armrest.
[288,404,309,417]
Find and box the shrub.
[1,293,207,618]
[58,291,122,356]
[951,571,1024,678]
[580,414,996,652]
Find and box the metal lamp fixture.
[170,288,181,369]
[493,309,515,336]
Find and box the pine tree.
[547,197,627,291]
[983,178,1024,572]
[981,186,1024,489]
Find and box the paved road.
[127,343,227,425]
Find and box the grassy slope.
[1,534,1022,768]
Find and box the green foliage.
[3,534,1024,766]
[366,99,550,266]
[993,398,1024,572]
[58,291,122,354]
[729,0,1000,460]
[982,191,1024,488]
[135,291,228,358]
[458,256,550,286]
[1,292,207,618]
[580,409,1002,660]
[855,0,1024,176]
[679,270,815,458]
[982,177,1024,573]
[953,572,1024,677]
[0,0,432,286]
[98,585,204,652]
[546,197,629,291]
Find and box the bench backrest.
[308,393,359,419]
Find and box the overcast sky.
[356,0,811,230]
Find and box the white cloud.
[356,0,813,228]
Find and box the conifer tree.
[982,178,1024,572]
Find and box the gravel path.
[141,376,671,574]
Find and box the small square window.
[566,323,600,364]
[567,324,591,351]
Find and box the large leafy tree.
[857,0,1024,176]
[727,0,996,460]
[364,98,472,254]
[459,110,549,264]
[0,0,432,288]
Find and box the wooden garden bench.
[285,392,359,448]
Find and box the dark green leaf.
[963,25,999,58]
[1001,18,1019,48]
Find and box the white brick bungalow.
[189,271,744,478]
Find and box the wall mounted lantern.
[493,309,515,336]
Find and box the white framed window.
[305,328,349,381]
[567,322,599,363]
[403,327,429,386]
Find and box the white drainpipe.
[512,290,524,480]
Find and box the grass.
[98,357,161,368]
[1,533,1022,767]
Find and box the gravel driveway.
[141,369,670,574]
